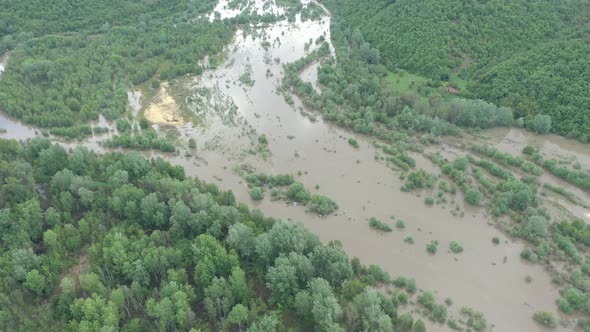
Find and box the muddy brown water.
[2,2,590,331]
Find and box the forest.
[320,0,590,141]
[0,0,233,128]
[0,137,436,331]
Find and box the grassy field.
[384,69,430,94]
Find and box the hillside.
[322,0,590,141]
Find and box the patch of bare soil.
[144,82,185,126]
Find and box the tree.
[308,278,343,331]
[141,193,167,229]
[229,267,249,304]
[35,145,67,181]
[226,304,248,331]
[310,243,353,287]
[203,277,234,322]
[24,269,46,296]
[349,287,393,332]
[227,223,256,259]
[266,258,299,306]
[16,198,43,242]
[147,297,175,331]
[11,247,40,281]
[247,315,278,332]
[529,115,552,134]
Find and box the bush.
[258,134,268,145]
[151,79,160,89]
[520,248,538,262]
[249,187,263,201]
[523,215,548,239]
[286,182,310,204]
[464,187,483,206]
[453,157,469,171]
[460,307,487,331]
[348,138,359,148]
[404,236,415,244]
[402,169,436,191]
[396,220,406,229]
[369,217,392,232]
[309,195,338,215]
[188,138,196,149]
[424,196,434,205]
[532,311,557,328]
[449,241,463,253]
[426,241,438,254]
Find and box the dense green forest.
[0,138,438,331]
[0,0,233,128]
[321,0,590,141]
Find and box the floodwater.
[1,2,590,331]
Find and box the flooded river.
[2,2,590,331]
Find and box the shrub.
[286,182,310,204]
[492,237,500,245]
[249,187,263,201]
[151,79,160,89]
[404,236,414,244]
[369,217,392,232]
[522,145,539,155]
[402,169,436,191]
[523,215,548,239]
[464,187,483,206]
[424,196,434,205]
[188,138,196,149]
[406,279,417,294]
[460,307,487,331]
[532,311,557,328]
[449,241,463,253]
[426,241,438,254]
[396,220,406,229]
[520,248,538,262]
[453,157,469,171]
[309,195,338,215]
[258,134,268,145]
[348,138,359,148]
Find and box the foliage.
[529,115,553,134]
[460,307,487,331]
[323,0,590,141]
[533,311,557,328]
[0,137,424,331]
[348,138,359,148]
[249,187,264,201]
[0,3,234,130]
[309,195,339,215]
[464,187,483,206]
[402,169,436,192]
[426,241,438,254]
[369,217,392,232]
[102,129,176,152]
[449,241,463,254]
